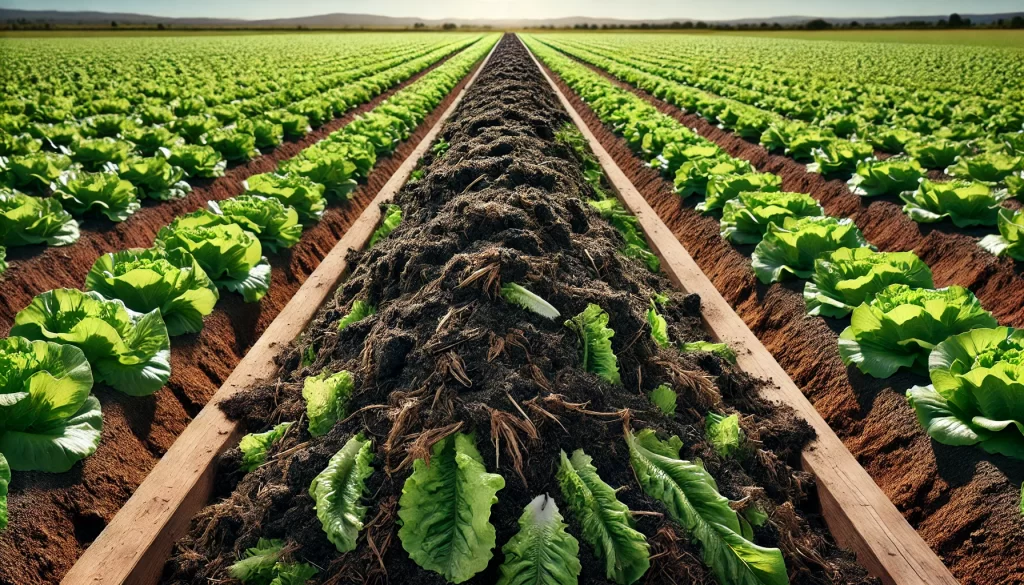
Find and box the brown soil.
[162,35,874,585]
[538,54,1024,585]
[0,49,483,585]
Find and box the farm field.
[0,23,1021,585]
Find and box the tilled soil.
[538,50,1024,585]
[0,50,483,585]
[163,35,874,585]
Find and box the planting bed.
[529,38,1024,585]
[157,35,878,585]
[0,43,488,585]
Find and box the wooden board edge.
[519,35,960,585]
[61,41,499,585]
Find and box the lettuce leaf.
[497,494,582,585]
[752,216,871,284]
[565,304,621,385]
[672,157,751,198]
[806,139,873,176]
[117,155,191,202]
[0,188,79,247]
[368,203,402,247]
[0,453,8,531]
[185,195,304,253]
[11,289,172,396]
[302,370,353,437]
[588,198,660,273]
[706,413,744,458]
[647,300,670,348]
[337,300,376,331]
[803,247,934,318]
[681,341,737,364]
[156,222,270,302]
[839,284,998,378]
[239,422,293,472]
[979,208,1024,261]
[556,449,649,585]
[720,191,823,245]
[0,151,72,193]
[901,179,1007,228]
[649,384,677,416]
[228,538,318,585]
[627,429,788,585]
[168,144,226,179]
[946,152,1024,183]
[51,169,141,222]
[502,283,560,321]
[310,433,374,552]
[398,432,504,583]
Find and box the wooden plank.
[61,41,499,585]
[521,37,960,585]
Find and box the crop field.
[0,25,1021,585]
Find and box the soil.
[162,35,875,585]
[0,48,483,585]
[539,50,1024,585]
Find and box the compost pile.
[162,36,874,585]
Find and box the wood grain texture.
[520,35,959,585]
[61,41,499,585]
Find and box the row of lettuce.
[531,36,1024,262]
[0,37,481,266]
[223,124,783,585]
[537,35,1024,191]
[523,35,1024,466]
[0,35,499,535]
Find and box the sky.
[5,0,1021,21]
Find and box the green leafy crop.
[11,289,172,396]
[228,538,318,585]
[86,247,219,336]
[501,283,560,321]
[302,370,353,437]
[398,432,504,583]
[751,216,870,283]
[0,151,72,193]
[588,198,660,273]
[244,173,326,226]
[681,341,737,364]
[706,412,744,458]
[0,454,8,531]
[0,336,100,473]
[240,422,293,472]
[946,152,1023,184]
[698,172,782,213]
[337,300,376,331]
[649,384,677,416]
[979,208,1024,261]
[310,434,374,552]
[847,157,925,197]
[174,195,303,254]
[51,169,140,222]
[901,179,1008,228]
[368,203,402,247]
[168,144,227,179]
[806,140,873,176]
[647,300,670,348]
[839,284,998,378]
[0,189,79,247]
[720,191,823,245]
[156,222,271,302]
[497,494,582,585]
[803,247,934,318]
[117,155,192,202]
[565,303,621,385]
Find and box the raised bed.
[0,43,494,585]
[526,35,1022,585]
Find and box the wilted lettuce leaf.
[588,198,660,273]
[302,370,353,437]
[502,283,560,321]
[368,203,402,247]
[337,300,376,331]
[647,300,670,348]
[650,384,678,416]
[239,422,293,472]
[0,453,8,531]
[310,433,374,552]
[228,538,318,585]
[706,412,744,458]
[11,288,172,396]
[565,303,621,385]
[398,432,505,583]
[497,494,582,585]
[681,341,737,364]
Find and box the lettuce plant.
[0,189,79,246]
[244,172,326,225]
[71,137,134,171]
[238,117,284,149]
[11,289,172,396]
[174,196,302,254]
[647,300,670,348]
[867,127,918,154]
[565,304,621,385]
[804,248,934,318]
[681,341,737,364]
[239,422,292,472]
[117,155,191,201]
[337,300,376,331]
[588,198,660,272]
[156,222,270,302]
[838,284,998,378]
[32,123,80,150]
[0,336,100,472]
[124,126,184,157]
[497,494,582,585]
[705,412,744,458]
[279,146,359,201]
[398,432,504,583]
[752,216,870,283]
[81,113,134,138]
[302,370,353,437]
[168,144,226,179]
[720,191,823,244]
[85,247,219,336]
[698,172,782,213]
[228,538,317,584]
[627,428,788,585]
[847,157,925,196]
[501,283,560,320]
[169,114,220,144]
[0,151,72,193]
[265,110,311,137]
[310,434,374,552]
[51,169,141,222]
[368,203,402,247]
[0,245,6,275]
[904,137,966,169]
[906,327,1024,459]
[807,139,873,176]
[979,208,1024,261]
[900,179,1008,227]
[557,449,650,585]
[0,131,41,157]
[671,157,748,198]
[946,152,1024,184]
[782,126,836,160]
[654,142,722,177]
[207,128,258,163]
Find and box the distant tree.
[805,18,832,30]
[414,22,425,28]
[1012,16,1024,28]
[759,21,769,28]
[948,13,964,27]
[442,22,456,29]
[157,22,165,30]
[110,20,117,28]
[849,20,860,28]
[695,21,707,29]
[681,21,693,29]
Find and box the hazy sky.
[8,0,1020,21]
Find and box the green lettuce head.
[839,284,998,378]
[279,145,360,201]
[11,289,172,396]
[900,179,1008,228]
[907,327,1024,459]
[0,151,73,193]
[0,188,79,247]
[0,336,101,472]
[117,155,191,202]
[720,191,823,244]
[804,248,934,318]
[156,222,271,302]
[904,137,966,169]
[979,208,1024,261]
[752,216,871,283]
[847,156,925,196]
[124,125,184,157]
[167,144,226,179]
[86,247,219,336]
[946,152,1024,184]
[207,128,258,163]
[806,139,873,176]
[170,196,302,254]
[672,157,752,198]
[70,137,133,171]
[51,169,141,222]
[698,171,782,213]
[244,172,326,225]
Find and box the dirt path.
[535,53,1024,585]
[0,51,486,585]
